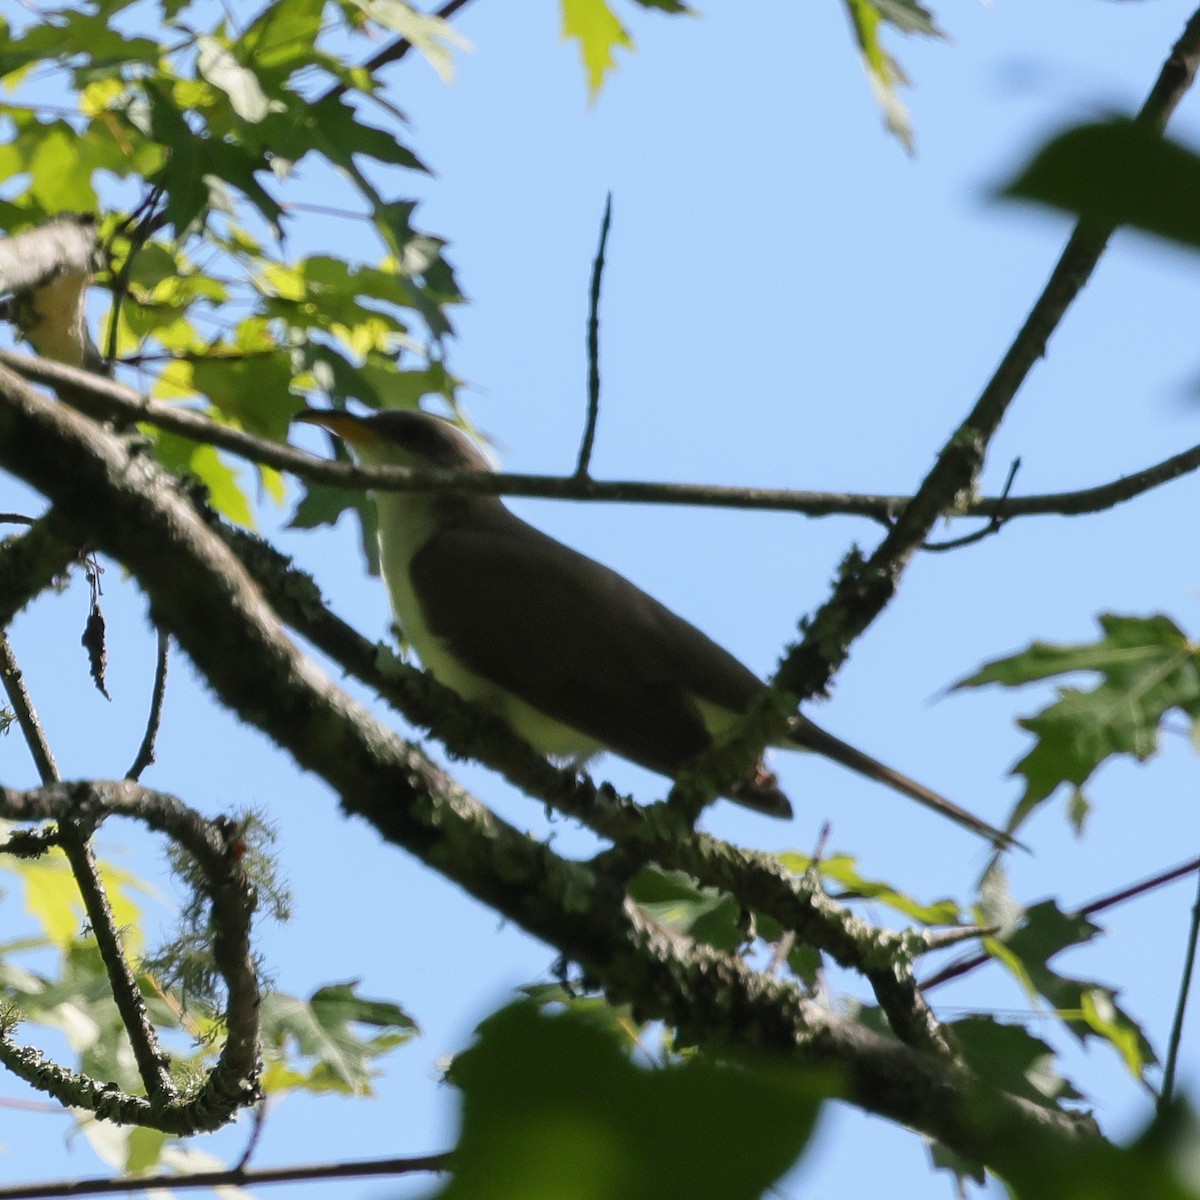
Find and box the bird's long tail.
[788,714,1018,849]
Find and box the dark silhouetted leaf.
[1001,117,1200,252]
[441,1003,825,1200]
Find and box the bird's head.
[293,408,490,471]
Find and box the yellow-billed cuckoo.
[295,408,1008,845]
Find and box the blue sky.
[5,2,1200,1197]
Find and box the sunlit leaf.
[778,851,962,925]
[197,36,271,123]
[627,868,748,951]
[342,0,469,82]
[260,981,418,1095]
[561,0,633,99]
[17,851,151,952]
[843,1,908,152]
[239,0,326,73]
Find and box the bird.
[293,407,1010,846]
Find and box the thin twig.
[0,512,35,525]
[997,440,1200,518]
[54,827,177,1100]
[1080,856,1200,918]
[919,924,998,952]
[126,631,170,781]
[1160,859,1200,1106]
[922,458,1020,552]
[9,349,1200,524]
[103,184,167,370]
[0,1152,451,1200]
[0,633,59,784]
[234,1100,270,1172]
[921,855,1200,991]
[766,930,796,976]
[576,192,612,478]
[0,639,173,1100]
[0,1096,66,1114]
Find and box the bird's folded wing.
[409,516,761,777]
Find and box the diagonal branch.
[0,358,1099,1170]
[775,7,1200,702]
[215,522,952,1054]
[0,635,59,785]
[0,628,176,1100]
[126,631,170,782]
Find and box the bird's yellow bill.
[292,409,383,445]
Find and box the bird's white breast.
[372,491,605,764]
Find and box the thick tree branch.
[775,7,1200,702]
[215,522,952,1053]
[0,510,82,630]
[0,367,1105,1169]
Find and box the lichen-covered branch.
[0,628,177,1101]
[775,7,1200,702]
[0,780,261,1133]
[214,522,950,1054]
[0,364,1104,1171]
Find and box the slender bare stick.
[0,1152,451,1200]
[126,631,170,781]
[922,855,1200,992]
[8,348,1200,523]
[0,634,175,1100]
[1161,864,1200,1105]
[0,634,59,784]
[576,193,612,478]
[55,828,177,1100]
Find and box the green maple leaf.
[957,614,1200,827]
